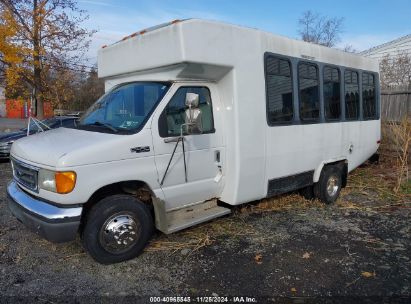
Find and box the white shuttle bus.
[7,19,380,264]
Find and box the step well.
[153,198,231,234]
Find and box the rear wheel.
[82,194,154,264]
[314,165,342,204]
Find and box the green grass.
[399,179,411,196]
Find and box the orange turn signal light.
[55,171,77,194]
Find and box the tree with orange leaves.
[0,0,95,118]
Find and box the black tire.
[299,185,315,200]
[314,165,342,204]
[81,194,154,264]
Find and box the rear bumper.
[7,181,82,243]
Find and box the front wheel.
[81,194,154,264]
[314,166,342,204]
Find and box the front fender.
[36,157,163,205]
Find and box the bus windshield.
[78,82,170,134]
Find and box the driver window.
[159,86,215,137]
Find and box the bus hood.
[10,127,151,168]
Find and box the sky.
[77,0,411,63]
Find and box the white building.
[361,34,411,120]
[360,34,411,61]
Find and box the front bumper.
[7,180,83,243]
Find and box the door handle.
[215,150,220,163]
[164,136,180,143]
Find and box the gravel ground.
[0,159,410,302]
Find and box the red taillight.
[377,140,381,144]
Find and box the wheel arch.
[81,180,157,224]
[314,158,348,187]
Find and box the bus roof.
[98,19,379,79]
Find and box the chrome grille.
[11,158,39,192]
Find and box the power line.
[40,55,96,73]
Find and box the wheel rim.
[326,175,339,197]
[99,212,141,254]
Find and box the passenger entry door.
[151,84,224,209]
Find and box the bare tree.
[298,10,344,47]
[0,0,95,118]
[73,67,104,111]
[380,52,411,88]
[342,44,357,53]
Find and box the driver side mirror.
[184,93,202,134]
[185,93,199,110]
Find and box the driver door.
[151,83,224,209]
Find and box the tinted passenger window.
[362,73,377,119]
[344,70,359,120]
[159,87,214,137]
[323,66,341,120]
[298,63,320,121]
[265,56,293,124]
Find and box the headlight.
[38,169,76,194]
[38,169,56,192]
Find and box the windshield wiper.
[88,121,119,133]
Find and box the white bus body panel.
[99,19,380,206]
